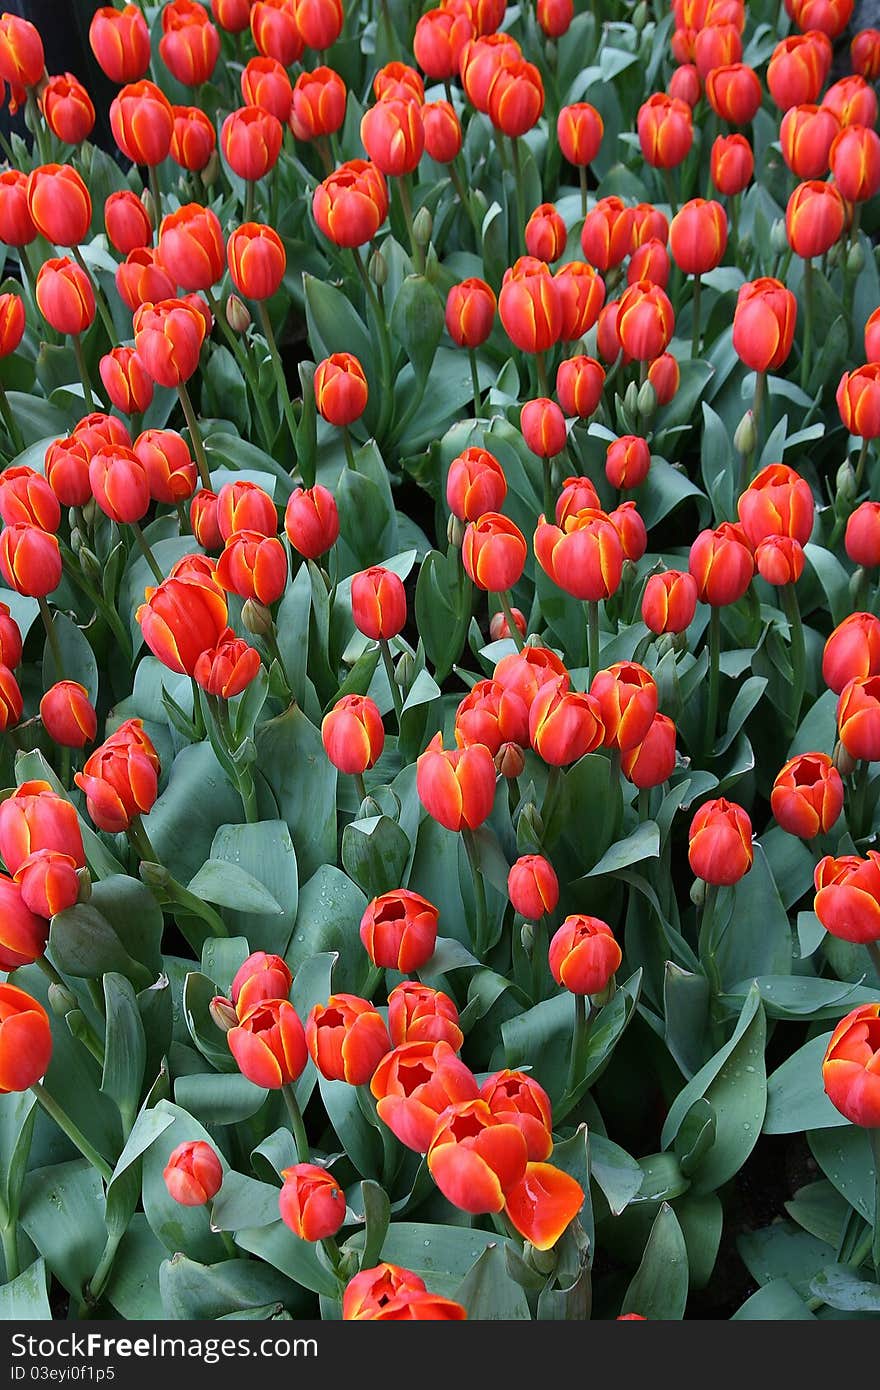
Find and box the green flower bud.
[847,240,865,277]
[241,598,273,636]
[413,206,433,248]
[369,247,388,288]
[47,982,78,1017]
[226,293,250,333]
[637,378,657,424]
[770,218,789,255]
[733,409,756,457]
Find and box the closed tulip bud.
[823,613,880,694]
[627,238,671,289]
[537,0,572,36]
[689,522,754,606]
[581,197,635,272]
[110,80,175,167]
[214,481,276,541]
[496,742,526,783]
[228,997,307,1088]
[710,133,754,195]
[455,679,529,755]
[525,203,567,263]
[251,0,304,65]
[529,677,605,765]
[89,5,150,83]
[590,661,658,752]
[852,27,880,78]
[284,485,339,559]
[39,681,97,749]
[0,984,52,1094]
[190,489,222,550]
[444,278,496,350]
[611,502,646,560]
[847,241,866,277]
[414,8,473,80]
[486,58,544,138]
[216,530,287,606]
[306,994,391,1085]
[387,981,462,1050]
[360,889,438,973]
[755,535,805,585]
[733,410,757,457]
[350,566,406,640]
[160,0,220,87]
[556,356,604,419]
[554,261,606,341]
[36,257,94,336]
[0,664,22,731]
[637,93,693,169]
[606,435,650,489]
[786,180,846,259]
[314,352,368,426]
[170,104,217,172]
[824,74,877,129]
[837,365,880,439]
[771,752,844,840]
[421,101,461,164]
[0,466,60,533]
[232,951,292,1017]
[521,398,566,460]
[688,797,753,885]
[242,55,292,122]
[279,1164,345,1241]
[780,103,840,179]
[0,292,25,360]
[738,463,815,548]
[15,848,80,918]
[0,603,22,671]
[557,102,604,166]
[668,63,701,108]
[815,854,880,944]
[508,854,559,920]
[77,410,133,453]
[221,105,283,181]
[313,158,388,248]
[669,198,728,277]
[209,993,237,1033]
[137,574,228,676]
[289,65,347,143]
[427,1097,528,1213]
[193,632,261,699]
[616,280,674,362]
[535,508,624,601]
[549,914,622,994]
[99,347,154,417]
[163,1140,222,1207]
[371,1040,477,1152]
[768,35,828,110]
[462,512,527,592]
[74,724,160,833]
[733,276,797,372]
[133,298,206,389]
[694,21,742,78]
[835,460,857,509]
[846,502,880,568]
[224,293,250,333]
[705,63,762,124]
[446,446,506,522]
[322,694,384,775]
[417,732,495,830]
[227,222,287,305]
[499,257,562,353]
[0,875,48,968]
[837,675,880,761]
[0,525,62,598]
[822,1003,880,1127]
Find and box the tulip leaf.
[589,1134,644,1216]
[732,1279,816,1320]
[622,1202,689,1320]
[580,821,660,879]
[808,1125,876,1223]
[809,1265,880,1312]
[0,1090,37,1229]
[159,1254,311,1320]
[140,1100,228,1263]
[145,742,246,886]
[0,1258,52,1319]
[454,1242,532,1319]
[738,1221,835,1299]
[41,612,99,702]
[357,1179,391,1271]
[101,972,147,1137]
[254,704,338,884]
[341,813,411,902]
[19,1160,107,1298]
[173,1073,268,1128]
[187,858,284,916]
[286,865,366,996]
[234,1221,338,1298]
[346,1222,514,1298]
[210,1172,282,1232]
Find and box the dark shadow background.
[1,0,117,152]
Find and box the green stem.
[699,883,722,996]
[704,607,721,759]
[0,380,24,455]
[462,826,489,958]
[72,247,116,345]
[129,520,164,584]
[509,136,527,255]
[587,600,600,680]
[741,370,766,493]
[397,175,424,272]
[1,1221,19,1282]
[468,348,482,417]
[26,90,50,164]
[204,287,276,449]
[85,1230,124,1306]
[855,437,871,494]
[149,163,163,227]
[177,382,211,490]
[342,426,357,470]
[353,771,367,805]
[565,993,588,1096]
[379,638,404,724]
[31,1083,113,1183]
[220,1230,238,1261]
[535,351,549,398]
[38,596,65,681]
[282,1083,310,1162]
[579,165,588,222]
[350,251,394,441]
[530,914,548,1004]
[71,334,95,412]
[35,953,69,992]
[800,257,813,392]
[498,590,525,650]
[663,166,679,216]
[851,760,872,843]
[782,582,805,735]
[542,456,554,522]
[865,939,880,982]
[244,179,255,222]
[691,274,702,359]
[256,301,298,454]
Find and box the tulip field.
[2,0,880,1328]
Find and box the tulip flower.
[306,994,391,1085]
[343,1263,466,1320]
[507,855,559,921]
[387,982,463,1050]
[231,952,292,1019]
[39,682,97,750]
[480,1070,553,1161]
[454,680,529,756]
[359,889,439,973]
[89,6,151,83]
[462,512,527,594]
[0,984,52,1094]
[371,1040,478,1152]
[494,645,570,709]
[427,1098,528,1213]
[504,1162,585,1250]
[74,723,160,834]
[163,1141,223,1206]
[313,159,388,248]
[555,262,606,341]
[837,675,880,763]
[279,1164,346,1241]
[556,356,604,419]
[822,1004,880,1127]
[0,876,48,970]
[416,732,496,832]
[711,133,754,194]
[688,797,754,885]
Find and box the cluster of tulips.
[0,0,879,1322]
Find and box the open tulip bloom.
[2,0,880,1331]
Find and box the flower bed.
[0,0,879,1324]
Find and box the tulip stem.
[0,381,24,455]
[855,436,871,494]
[531,914,548,1004]
[397,175,424,273]
[256,302,299,456]
[704,606,721,759]
[498,590,525,650]
[851,760,872,843]
[662,167,679,217]
[741,370,766,494]
[176,383,212,491]
[281,1083,310,1162]
[244,180,255,222]
[699,883,723,999]
[467,348,482,418]
[349,251,394,441]
[30,1083,113,1183]
[129,520,165,584]
[71,334,95,412]
[565,993,589,1099]
[35,953,69,993]
[342,426,357,471]
[353,771,367,806]
[37,596,65,682]
[781,582,805,735]
[509,137,526,255]
[204,288,277,449]
[586,599,600,680]
[1,1221,19,1283]
[71,247,117,346]
[579,166,588,222]
[691,275,702,359]
[148,164,163,227]
[541,456,554,522]
[800,257,814,392]
[379,639,404,724]
[462,826,489,958]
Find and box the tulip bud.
[226,293,251,332]
[447,513,465,548]
[836,460,857,508]
[633,0,648,29]
[47,982,78,1017]
[76,867,91,902]
[518,801,544,845]
[396,651,414,690]
[733,410,757,457]
[623,380,639,419]
[520,922,534,952]
[369,247,388,288]
[202,149,220,186]
[847,241,866,277]
[770,217,789,254]
[689,877,705,907]
[833,739,857,778]
[495,742,525,779]
[241,598,273,636]
[827,241,843,271]
[636,379,656,424]
[413,207,433,248]
[210,995,238,1032]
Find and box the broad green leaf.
[19,1160,106,1298]
[622,1203,689,1320]
[764,1032,846,1134]
[159,1254,311,1320]
[254,704,338,883]
[454,1242,532,1319]
[809,1265,880,1312]
[101,973,147,1136]
[0,1258,53,1318]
